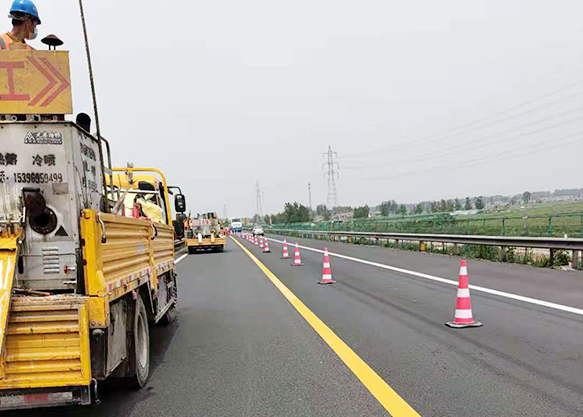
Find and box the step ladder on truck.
[0,43,187,409]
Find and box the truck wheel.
[129,296,150,388]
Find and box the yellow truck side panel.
[0,297,91,389]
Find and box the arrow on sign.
[39,57,70,107]
[26,56,69,107]
[27,56,56,106]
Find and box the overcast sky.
[28,0,583,217]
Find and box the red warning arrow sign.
[0,50,72,115]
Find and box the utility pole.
[308,183,312,211]
[322,145,339,210]
[254,181,264,222]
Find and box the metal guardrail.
[267,229,583,251]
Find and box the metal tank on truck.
[0,21,187,413]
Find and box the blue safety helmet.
[9,0,41,25]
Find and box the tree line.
[260,191,534,224]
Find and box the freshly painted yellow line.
[231,236,422,417]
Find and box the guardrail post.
[500,246,507,261]
[451,243,458,256]
[549,249,555,266]
[572,250,580,269]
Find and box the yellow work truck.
[0,49,186,409]
[186,213,226,253]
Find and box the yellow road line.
[231,236,421,417]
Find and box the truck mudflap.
[0,233,20,360]
[0,296,92,398]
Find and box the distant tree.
[379,201,390,217]
[510,197,517,205]
[465,197,472,210]
[475,196,485,210]
[353,205,370,219]
[398,204,407,215]
[522,191,531,204]
[439,199,447,212]
[454,198,462,210]
[415,203,423,214]
[316,204,331,220]
[446,200,455,212]
[430,201,438,213]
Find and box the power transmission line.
[345,110,583,171]
[342,79,583,159]
[322,146,339,209]
[359,129,583,181]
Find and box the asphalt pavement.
[10,243,388,417]
[240,233,583,417]
[8,235,583,417]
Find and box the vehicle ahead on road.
[230,218,243,233]
[186,212,226,253]
[253,225,265,236]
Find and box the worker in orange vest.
[0,0,41,51]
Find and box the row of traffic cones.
[241,233,335,285]
[238,232,480,326]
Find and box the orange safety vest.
[0,32,31,50]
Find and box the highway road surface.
[8,234,582,416]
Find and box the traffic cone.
[445,260,482,328]
[263,239,271,253]
[318,248,336,284]
[281,240,290,259]
[259,237,264,249]
[291,243,303,266]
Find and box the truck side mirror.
[175,194,186,213]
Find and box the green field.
[270,201,583,238]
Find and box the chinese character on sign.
[90,165,96,177]
[32,155,43,166]
[83,160,88,172]
[0,154,4,166]
[43,154,56,166]
[0,171,4,183]
[5,153,17,165]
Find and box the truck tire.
[129,296,150,388]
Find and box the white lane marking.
[176,253,188,264]
[266,237,583,317]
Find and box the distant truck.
[230,218,243,233]
[186,213,226,253]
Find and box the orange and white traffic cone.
[259,237,264,249]
[318,248,336,285]
[254,236,259,246]
[445,260,482,328]
[291,242,303,266]
[281,239,290,259]
[263,238,271,253]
